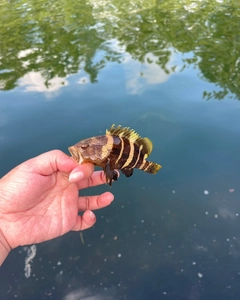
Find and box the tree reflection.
[0,0,239,99]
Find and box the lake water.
[1,0,240,299]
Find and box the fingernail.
[69,171,84,182]
[89,211,95,219]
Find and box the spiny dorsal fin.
[106,124,140,142]
[106,124,153,157]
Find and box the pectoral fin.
[105,159,118,186]
[121,168,134,178]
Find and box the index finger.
[69,164,119,189]
[78,169,120,189]
[77,170,107,189]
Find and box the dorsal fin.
[106,124,153,157]
[106,124,140,141]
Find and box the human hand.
[0,150,115,264]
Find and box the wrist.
[0,228,11,266]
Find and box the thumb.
[69,163,94,183]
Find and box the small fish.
[68,124,162,186]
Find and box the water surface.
[1,0,240,299]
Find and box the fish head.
[68,135,112,165]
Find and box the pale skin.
[0,150,115,266]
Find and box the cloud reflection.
[105,39,175,95]
[124,52,174,95]
[18,71,68,95]
[17,48,39,59]
[16,40,176,96]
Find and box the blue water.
[1,1,240,299]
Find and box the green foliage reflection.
[0,0,239,99]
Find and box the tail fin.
[141,161,162,174]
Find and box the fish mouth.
[68,146,83,164]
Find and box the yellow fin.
[137,137,153,158]
[144,161,162,174]
[106,124,141,143]
[106,124,153,157]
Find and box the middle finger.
[77,170,107,189]
[78,191,114,211]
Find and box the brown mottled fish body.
[68,125,162,186]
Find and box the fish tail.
[140,160,162,174]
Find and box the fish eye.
[81,143,89,150]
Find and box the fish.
[68,124,162,186]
